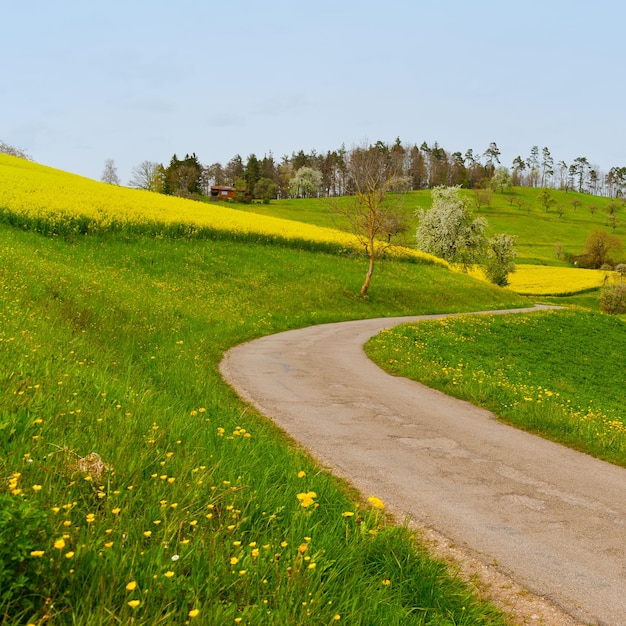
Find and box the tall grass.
[0,225,523,624]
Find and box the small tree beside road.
[332,144,410,295]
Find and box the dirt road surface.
[220,307,626,625]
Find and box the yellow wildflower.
[296,491,317,508]
[367,496,385,510]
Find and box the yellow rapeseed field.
[507,265,613,295]
[465,264,612,295]
[0,154,446,266]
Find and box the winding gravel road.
[220,306,626,625]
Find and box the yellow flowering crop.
[465,264,612,295]
[0,154,446,267]
[509,265,612,295]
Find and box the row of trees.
[119,138,626,201]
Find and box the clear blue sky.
[4,0,624,183]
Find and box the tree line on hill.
[1,137,623,201]
[119,138,626,201]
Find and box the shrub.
[483,233,517,287]
[600,283,626,314]
[581,229,622,269]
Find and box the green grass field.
[1,224,523,624]
[230,187,626,266]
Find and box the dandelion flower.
[297,471,306,478]
[367,496,385,510]
[296,491,317,508]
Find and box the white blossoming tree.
[288,166,323,198]
[416,186,517,285]
[416,186,488,267]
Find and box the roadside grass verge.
[0,225,523,624]
[366,309,626,467]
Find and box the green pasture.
[1,225,523,624]
[228,187,626,266]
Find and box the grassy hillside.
[0,156,528,624]
[232,187,626,266]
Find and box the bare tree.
[332,144,409,295]
[0,140,31,160]
[101,159,120,185]
[129,161,164,192]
